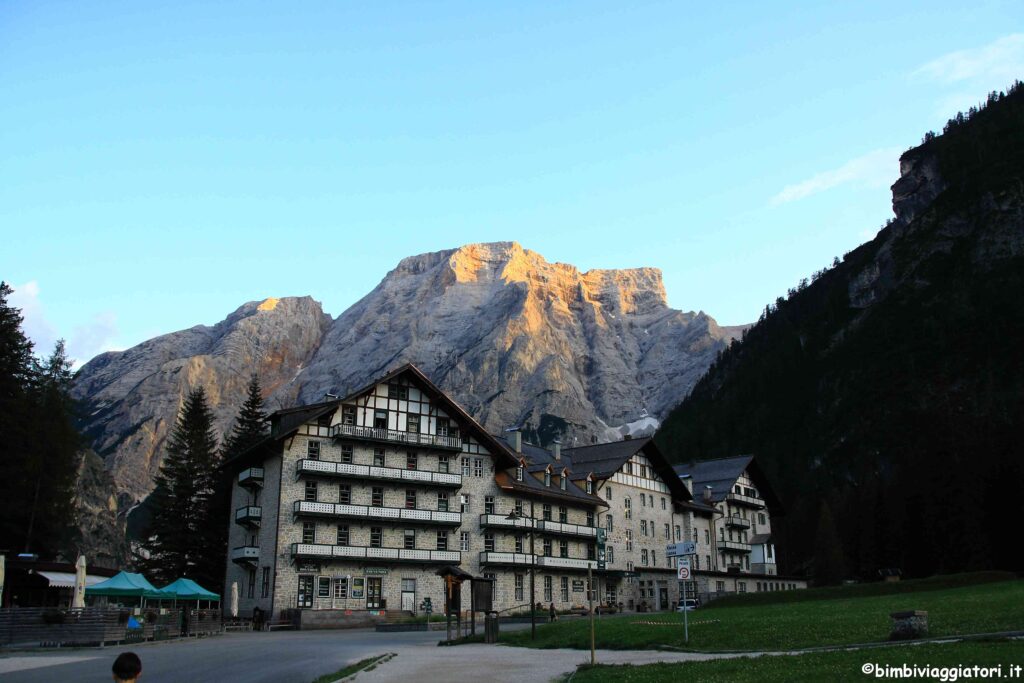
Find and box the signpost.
[665,541,697,558]
[677,558,691,643]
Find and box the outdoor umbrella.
[72,555,87,608]
[231,582,239,618]
[0,555,5,607]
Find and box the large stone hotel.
[224,364,804,626]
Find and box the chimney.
[552,439,561,462]
[513,430,522,453]
[703,485,713,504]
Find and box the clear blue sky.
[2,1,1021,365]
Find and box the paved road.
[0,627,754,683]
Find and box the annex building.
[224,364,804,627]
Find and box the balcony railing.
[478,552,596,571]
[330,423,463,451]
[479,514,535,530]
[724,516,751,529]
[291,543,460,564]
[293,501,461,525]
[235,506,262,526]
[719,540,752,554]
[535,520,599,539]
[238,467,264,488]
[725,492,765,509]
[230,546,259,564]
[295,459,462,487]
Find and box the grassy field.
[568,639,1024,682]
[500,578,1024,652]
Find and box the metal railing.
[234,506,262,525]
[293,501,461,525]
[724,516,751,529]
[478,551,597,571]
[719,540,752,553]
[238,467,264,487]
[725,492,765,509]
[230,546,260,563]
[296,459,462,487]
[330,423,462,450]
[291,543,460,563]
[535,519,600,538]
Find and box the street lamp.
[506,503,536,640]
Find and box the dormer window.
[544,470,551,487]
[516,465,524,481]
[342,405,356,425]
[585,480,593,494]
[559,476,567,491]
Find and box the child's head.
[112,652,142,682]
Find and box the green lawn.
[500,579,1024,652]
[569,639,1024,682]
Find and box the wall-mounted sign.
[572,580,585,592]
[365,568,389,576]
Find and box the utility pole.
[530,499,536,640]
[588,564,595,665]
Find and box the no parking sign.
[677,558,691,580]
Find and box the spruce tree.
[222,375,268,461]
[141,387,219,585]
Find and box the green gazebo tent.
[159,578,220,605]
[85,571,169,604]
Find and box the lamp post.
[506,502,536,640]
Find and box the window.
[307,440,321,460]
[372,487,384,507]
[585,480,593,494]
[484,532,495,552]
[473,458,483,477]
[559,539,568,558]
[297,575,313,608]
[606,486,613,501]
[261,567,270,598]
[559,475,567,491]
[405,489,417,509]
[460,494,470,513]
[340,444,353,464]
[586,511,595,527]
[515,575,524,601]
[437,491,449,512]
[516,464,524,481]
[438,455,449,473]
[694,555,700,569]
[342,405,355,425]
[485,496,495,514]
[627,561,634,573]
[717,580,726,592]
[607,546,614,563]
[373,448,385,467]
[404,529,416,550]
[641,549,649,566]
[515,499,524,516]
[461,458,471,476]
[652,551,657,566]
[625,530,633,551]
[558,506,567,523]
[759,513,767,525]
[515,535,524,553]
[640,495,646,508]
[734,485,741,494]
[543,539,552,556]
[704,529,710,544]
[436,530,448,551]
[542,504,552,521]
[304,480,318,502]
[436,417,450,436]
[640,520,647,536]
[544,471,551,487]
[388,383,408,400]
[333,577,348,600]
[624,498,632,519]
[587,543,596,560]
[302,522,315,544]
[406,452,418,470]
[318,577,331,598]
[407,414,420,434]
[374,409,388,429]
[370,527,382,548]
[337,525,349,546]
[606,515,614,532]
[664,523,670,540]
[248,568,256,598]
[675,525,681,541]
[338,484,351,505]
[625,462,633,475]
[560,576,569,601]
[459,532,470,551]
[744,556,750,570]
[543,576,552,602]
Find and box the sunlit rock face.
[73,242,740,519]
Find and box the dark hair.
[112,652,142,680]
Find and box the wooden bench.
[266,620,293,631]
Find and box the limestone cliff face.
[72,244,739,518]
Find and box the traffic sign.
[665,541,696,557]
[677,558,691,580]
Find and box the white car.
[676,599,700,612]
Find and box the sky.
[2,1,1021,367]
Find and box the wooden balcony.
[724,516,751,529]
[230,546,259,565]
[238,467,264,489]
[725,492,765,509]
[291,543,460,564]
[330,423,462,451]
[293,501,461,526]
[234,505,262,527]
[295,459,462,487]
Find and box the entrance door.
[401,578,416,612]
[657,581,668,611]
[366,577,383,609]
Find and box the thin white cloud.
[914,34,1024,86]
[9,281,121,369]
[770,147,902,206]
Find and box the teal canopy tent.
[85,571,169,602]
[159,578,220,603]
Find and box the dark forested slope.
[656,83,1024,580]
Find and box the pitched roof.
[494,436,606,506]
[566,438,693,502]
[674,455,783,512]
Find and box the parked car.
[676,599,700,612]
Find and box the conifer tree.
[222,375,268,461]
[141,387,219,585]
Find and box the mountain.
[655,84,1024,579]
[72,242,740,528]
